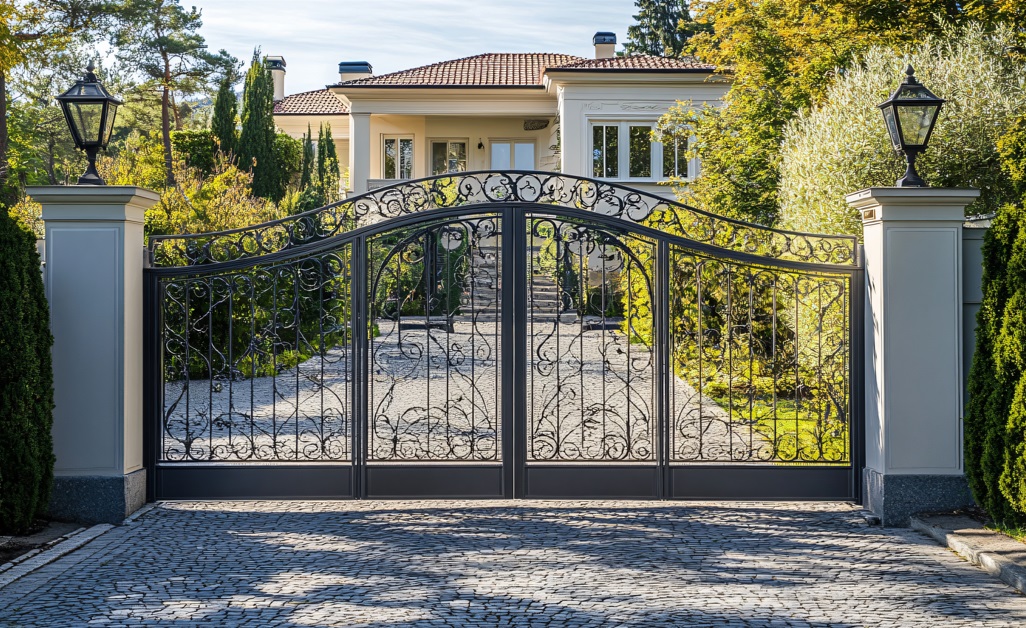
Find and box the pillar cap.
[28,185,160,206]
[846,187,979,209]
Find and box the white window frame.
[381,135,414,180]
[587,119,696,183]
[428,138,469,175]
[489,139,536,170]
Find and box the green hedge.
[965,115,1026,526]
[0,209,54,534]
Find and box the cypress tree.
[238,50,277,200]
[317,122,340,203]
[0,209,54,534]
[211,76,238,159]
[300,123,314,189]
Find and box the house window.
[431,140,467,175]
[592,125,618,178]
[491,141,535,170]
[383,136,413,179]
[663,136,688,178]
[591,121,663,181]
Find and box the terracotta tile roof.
[339,53,586,87]
[551,55,715,71]
[273,89,348,115]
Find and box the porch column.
[846,187,980,526]
[349,112,371,195]
[30,185,160,524]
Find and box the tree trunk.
[161,83,174,185]
[0,69,13,207]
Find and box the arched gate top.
[148,170,858,268]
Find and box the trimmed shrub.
[0,208,54,534]
[965,115,1026,525]
[778,24,1026,236]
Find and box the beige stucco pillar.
[846,187,980,526]
[31,185,160,524]
[349,112,371,195]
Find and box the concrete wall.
[962,219,989,396]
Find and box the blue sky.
[195,0,638,93]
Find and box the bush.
[0,209,54,534]
[170,129,218,176]
[965,115,1026,525]
[778,24,1026,236]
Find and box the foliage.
[778,25,1026,235]
[170,129,216,175]
[317,122,341,203]
[300,123,314,189]
[112,0,238,184]
[622,0,706,58]
[667,0,1026,225]
[965,115,1026,525]
[98,132,282,239]
[238,50,278,200]
[0,208,54,534]
[272,132,303,204]
[0,0,110,203]
[210,75,237,158]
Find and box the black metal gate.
[144,172,863,501]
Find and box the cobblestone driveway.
[1,501,1023,627]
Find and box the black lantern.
[56,62,122,185]
[878,65,945,187]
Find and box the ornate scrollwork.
[160,248,352,462]
[149,171,858,268]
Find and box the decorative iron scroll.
[148,171,858,268]
[160,247,352,462]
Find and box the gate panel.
[363,212,507,497]
[666,244,856,499]
[520,212,661,498]
[154,246,355,499]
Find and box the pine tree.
[238,50,277,200]
[623,0,700,58]
[300,124,314,189]
[211,76,238,159]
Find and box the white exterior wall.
[556,79,728,198]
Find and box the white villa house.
[270,32,729,198]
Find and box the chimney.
[266,56,286,101]
[593,32,616,59]
[339,61,373,83]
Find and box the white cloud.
[195,0,637,92]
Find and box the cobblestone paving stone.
[1,501,1024,627]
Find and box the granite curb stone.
[912,513,1026,594]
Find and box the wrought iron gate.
[144,172,863,500]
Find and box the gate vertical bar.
[851,248,866,503]
[142,265,160,502]
[500,207,516,498]
[352,235,369,498]
[655,239,670,498]
[508,206,528,498]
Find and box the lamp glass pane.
[102,104,118,145]
[897,104,938,146]
[881,106,901,150]
[70,102,104,145]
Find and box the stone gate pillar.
[846,187,980,526]
[30,185,160,524]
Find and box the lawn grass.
[707,394,849,464]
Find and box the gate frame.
[143,172,865,503]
